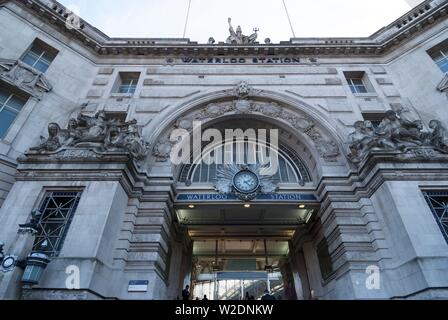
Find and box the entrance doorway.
[193,271,283,300]
[190,238,298,300]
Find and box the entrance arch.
[148,84,348,300]
[148,85,349,181]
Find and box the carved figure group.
[348,110,448,163]
[30,111,148,160]
[226,18,258,45]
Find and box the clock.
[233,170,260,194]
[1,255,16,271]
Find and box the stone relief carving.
[28,111,149,161]
[153,97,340,163]
[348,110,448,164]
[226,18,258,45]
[233,81,261,99]
[153,139,177,162]
[0,59,52,99]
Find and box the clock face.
[2,256,15,269]
[233,170,259,194]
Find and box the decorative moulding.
[0,59,52,99]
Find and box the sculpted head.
[236,25,242,37]
[414,120,423,130]
[364,120,374,131]
[429,120,441,129]
[48,123,60,137]
[68,118,78,129]
[385,110,398,121]
[354,121,365,131]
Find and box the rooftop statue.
[29,111,149,161]
[226,18,258,45]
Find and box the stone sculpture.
[226,18,258,45]
[18,209,42,234]
[348,110,448,164]
[29,111,148,161]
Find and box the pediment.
[0,59,52,99]
[437,73,448,92]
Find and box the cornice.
[7,0,448,57]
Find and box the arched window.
[179,140,311,185]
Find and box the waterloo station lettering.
[176,57,303,64]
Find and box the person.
[261,289,275,301]
[310,289,319,301]
[182,285,190,301]
[203,295,208,301]
[245,292,250,300]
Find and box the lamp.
[0,210,51,286]
[21,252,50,286]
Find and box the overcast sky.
[57,0,425,43]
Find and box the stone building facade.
[0,0,448,300]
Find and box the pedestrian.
[182,285,190,301]
[261,289,275,301]
[245,292,250,300]
[203,294,209,301]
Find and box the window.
[422,191,448,243]
[115,72,140,94]
[0,85,28,138]
[21,39,58,73]
[32,191,82,257]
[362,113,385,129]
[344,71,373,94]
[428,40,448,73]
[317,238,334,280]
[347,78,368,94]
[179,141,311,185]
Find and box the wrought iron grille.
[32,191,82,257]
[423,191,448,243]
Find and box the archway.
[148,84,348,300]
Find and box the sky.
[57,0,425,43]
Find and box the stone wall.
[0,0,448,300]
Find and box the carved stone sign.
[174,57,303,64]
[176,193,318,203]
